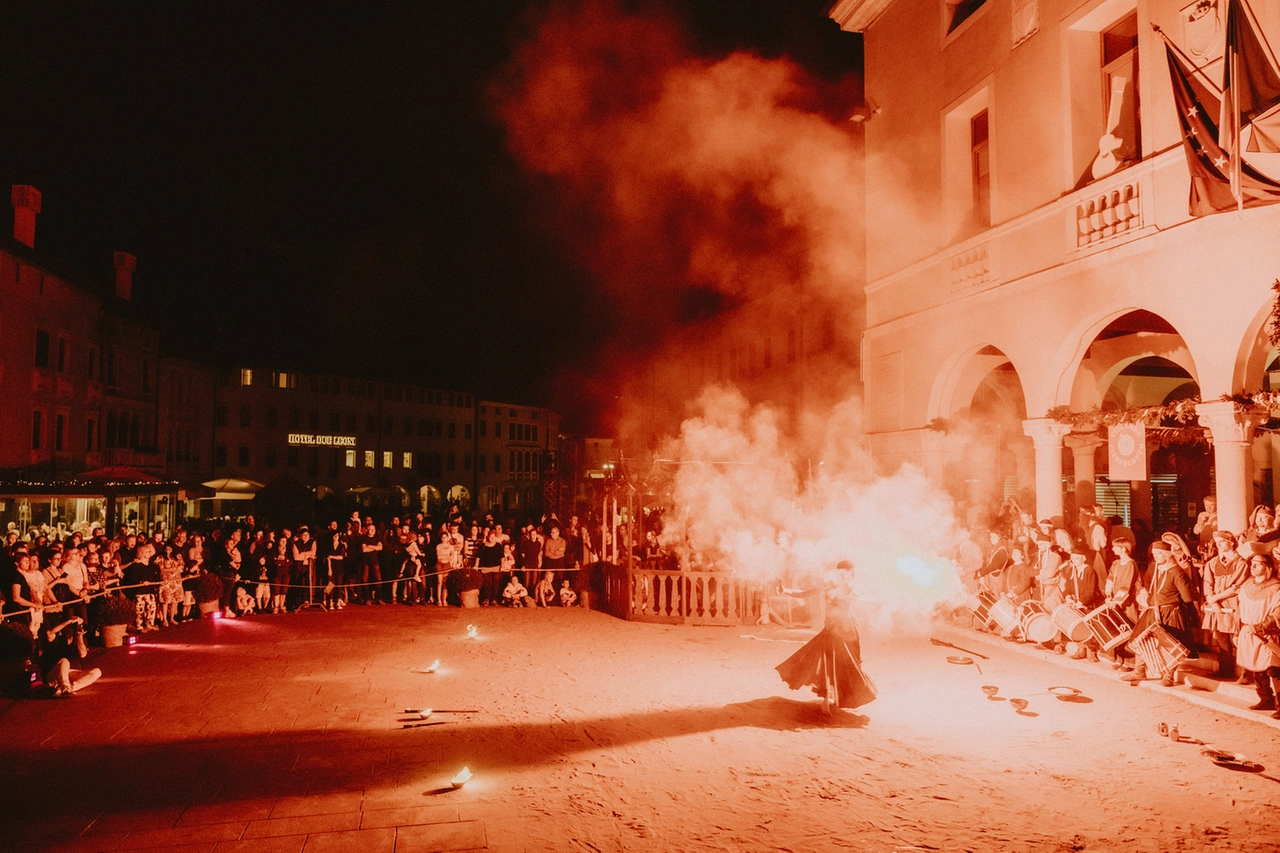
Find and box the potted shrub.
[455,568,483,609]
[98,592,136,647]
[193,571,224,617]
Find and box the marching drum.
[970,591,998,627]
[1127,615,1189,677]
[1083,601,1133,651]
[1051,603,1091,643]
[988,596,1020,636]
[1018,600,1057,644]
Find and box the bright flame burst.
[657,388,966,632]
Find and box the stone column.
[1022,418,1072,523]
[1197,400,1267,536]
[1064,433,1105,516]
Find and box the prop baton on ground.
[930,637,989,660]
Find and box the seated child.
[235,583,257,615]
[559,579,577,607]
[502,573,532,607]
[535,571,556,607]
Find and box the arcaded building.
[831,0,1280,535]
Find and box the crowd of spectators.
[0,505,603,698]
[960,496,1280,716]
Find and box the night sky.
[0,1,860,431]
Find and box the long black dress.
[776,590,877,710]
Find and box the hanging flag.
[1109,423,1147,482]
[1164,42,1280,215]
[1219,0,1280,195]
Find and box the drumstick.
[930,637,989,660]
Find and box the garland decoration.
[1044,397,1202,430]
[1270,279,1280,347]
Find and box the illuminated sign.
[287,434,357,447]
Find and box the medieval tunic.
[1202,553,1248,635]
[1236,577,1280,673]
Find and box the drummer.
[1003,546,1036,604]
[1063,546,1103,661]
[1033,532,1065,611]
[1106,535,1144,671]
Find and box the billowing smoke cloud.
[494,2,864,402]
[657,387,967,631]
[497,2,969,623]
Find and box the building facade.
[210,369,559,517]
[832,0,1280,535]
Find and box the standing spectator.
[542,525,568,587]
[519,523,543,590]
[126,543,161,632]
[320,520,347,610]
[291,527,317,609]
[434,524,457,607]
[271,537,292,614]
[359,522,384,604]
[478,529,504,606]
[1193,496,1218,558]
[156,543,185,627]
[1202,530,1248,673]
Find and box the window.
[56,337,67,373]
[418,419,426,437]
[448,422,456,439]
[86,418,96,452]
[331,412,341,432]
[447,452,456,471]
[364,450,375,468]
[266,407,278,428]
[35,329,50,368]
[464,454,472,471]
[464,423,472,440]
[1097,14,1140,173]
[509,423,516,440]
[216,405,229,427]
[946,0,987,34]
[240,368,253,386]
[240,406,251,428]
[403,451,413,468]
[215,445,227,467]
[105,349,116,385]
[238,446,250,467]
[307,451,319,477]
[366,416,377,434]
[345,449,356,467]
[347,413,357,431]
[288,409,300,429]
[383,451,392,468]
[55,413,65,451]
[88,348,97,380]
[384,417,392,434]
[309,411,320,430]
[532,426,538,442]
[404,417,413,436]
[142,360,151,394]
[971,110,990,226]
[494,454,502,473]
[479,455,487,473]
[265,445,278,467]
[480,421,487,438]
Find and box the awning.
[200,478,265,501]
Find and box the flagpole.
[1151,25,1221,94]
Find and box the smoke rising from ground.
[658,387,966,630]
[497,3,967,620]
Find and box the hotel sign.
[287,434,357,447]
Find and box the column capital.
[1063,432,1105,452]
[1022,418,1071,447]
[1196,400,1267,444]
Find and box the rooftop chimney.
[114,252,136,301]
[11,185,41,248]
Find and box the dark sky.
[0,1,860,431]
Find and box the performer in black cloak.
[776,560,877,714]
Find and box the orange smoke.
[494,0,864,436]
